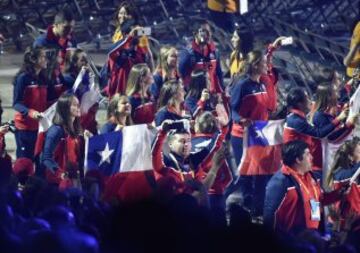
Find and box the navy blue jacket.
[154,106,183,127]
[41,125,66,171]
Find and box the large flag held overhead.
[239,120,284,175]
[85,124,157,202]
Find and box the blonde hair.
[125,63,150,97]
[156,46,177,79]
[241,50,263,76]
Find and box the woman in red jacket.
[13,47,49,160]
[40,93,84,190]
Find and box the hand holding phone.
[280,36,293,46]
[136,27,151,37]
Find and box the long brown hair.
[125,63,150,97]
[309,83,336,122]
[156,46,177,80]
[108,94,133,126]
[230,28,243,68]
[53,93,82,136]
[113,1,139,27]
[157,80,180,109]
[14,46,47,82]
[326,137,360,188]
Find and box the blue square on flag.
[86,131,123,176]
[248,121,270,147]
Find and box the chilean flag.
[35,69,101,156]
[85,124,157,202]
[239,120,284,175]
[38,68,101,133]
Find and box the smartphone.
[280,36,293,46]
[136,27,151,36]
[167,120,190,132]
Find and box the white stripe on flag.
[120,124,157,172]
[260,119,285,146]
[38,102,57,133]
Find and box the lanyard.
[291,171,319,200]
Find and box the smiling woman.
[40,93,84,190]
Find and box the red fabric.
[45,134,84,189]
[0,133,5,154]
[231,90,270,138]
[13,158,34,176]
[274,187,305,232]
[14,85,48,131]
[194,126,232,194]
[133,102,156,124]
[282,165,322,230]
[80,103,99,135]
[189,41,223,93]
[334,181,360,217]
[107,36,148,97]
[239,144,282,175]
[152,130,195,194]
[46,25,74,70]
[102,170,155,203]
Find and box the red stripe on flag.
[239,144,282,175]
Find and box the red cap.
[13,158,35,176]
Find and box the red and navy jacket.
[333,163,360,217]
[311,111,354,170]
[151,129,196,194]
[104,36,148,97]
[191,126,232,195]
[230,77,274,138]
[184,95,215,119]
[185,91,231,119]
[150,70,179,100]
[284,109,341,170]
[179,41,223,93]
[154,105,184,127]
[230,46,278,138]
[13,72,51,131]
[33,25,77,71]
[40,124,84,188]
[264,165,342,233]
[128,93,156,124]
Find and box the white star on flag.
[254,128,265,139]
[98,143,114,166]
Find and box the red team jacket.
[105,36,148,97]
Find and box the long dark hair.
[107,94,133,126]
[157,80,180,110]
[113,1,139,27]
[186,70,207,100]
[14,46,47,82]
[53,93,82,137]
[326,137,360,188]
